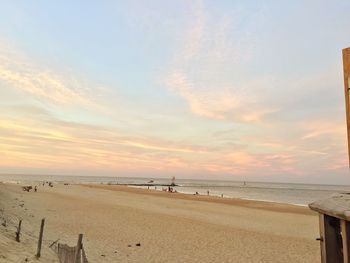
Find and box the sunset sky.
[1,1,350,184]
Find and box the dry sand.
[0,182,320,262]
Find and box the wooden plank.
[342,220,350,263]
[309,193,350,221]
[319,214,327,263]
[323,215,343,262]
[343,47,350,167]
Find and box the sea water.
[1,174,350,206]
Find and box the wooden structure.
[53,234,88,263]
[343,47,350,167]
[308,47,350,263]
[309,194,350,262]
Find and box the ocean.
[1,174,350,206]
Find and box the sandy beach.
[0,182,320,262]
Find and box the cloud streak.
[0,106,212,174]
[164,1,277,123]
[0,43,95,107]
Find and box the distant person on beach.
[207,190,209,196]
[34,186,37,192]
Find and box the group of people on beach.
[193,191,224,198]
[22,185,38,192]
[22,181,54,193]
[162,186,177,193]
[147,185,177,193]
[145,185,225,198]
[42,181,53,187]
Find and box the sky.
[0,1,350,184]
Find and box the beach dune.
[0,183,320,262]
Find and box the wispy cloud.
[166,71,241,120]
[301,120,345,140]
[0,106,210,173]
[164,1,276,123]
[0,43,96,107]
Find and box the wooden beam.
[342,47,350,167]
[341,220,350,263]
[309,193,350,221]
[320,214,343,262]
[319,214,327,263]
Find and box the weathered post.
[341,219,350,263]
[36,218,45,258]
[74,234,83,263]
[343,47,350,167]
[15,219,22,242]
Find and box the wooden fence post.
[74,234,83,263]
[342,47,350,167]
[15,219,22,242]
[36,218,45,258]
